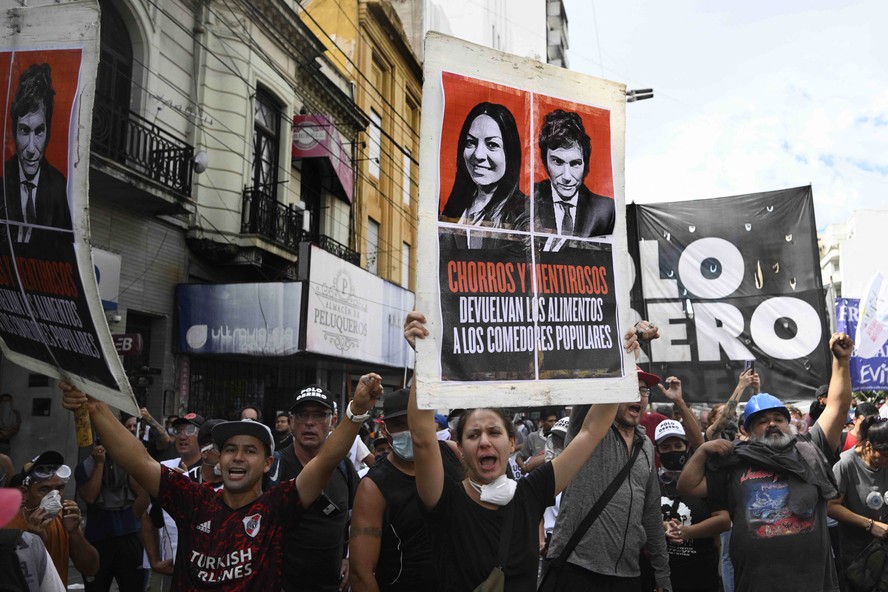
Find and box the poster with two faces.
[415,33,639,409]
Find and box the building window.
[367,218,380,275]
[402,242,411,288]
[94,0,133,161]
[368,110,381,179]
[402,149,412,206]
[252,88,280,192]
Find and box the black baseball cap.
[212,419,275,456]
[382,389,409,420]
[198,419,226,448]
[26,450,64,470]
[172,412,205,428]
[12,451,69,487]
[290,385,336,413]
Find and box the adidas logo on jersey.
[197,520,212,534]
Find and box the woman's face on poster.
[462,114,506,190]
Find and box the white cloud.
[565,0,888,229]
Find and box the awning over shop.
[292,114,354,204]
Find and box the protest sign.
[627,187,830,403]
[0,2,137,413]
[837,297,888,390]
[855,272,888,360]
[414,33,636,409]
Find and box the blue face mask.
[390,430,414,461]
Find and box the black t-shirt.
[659,478,718,591]
[707,425,839,592]
[425,462,555,592]
[277,445,358,592]
[366,442,464,591]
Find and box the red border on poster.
[532,93,613,199]
[438,72,531,213]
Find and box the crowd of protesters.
[2,309,885,592]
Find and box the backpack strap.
[549,429,644,567]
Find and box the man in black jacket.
[3,63,72,244]
[533,109,613,240]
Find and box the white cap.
[654,419,686,444]
[551,417,570,436]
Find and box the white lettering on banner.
[677,238,744,299]
[839,304,859,324]
[637,239,823,362]
[206,326,295,354]
[646,301,692,362]
[693,303,753,361]
[750,297,822,360]
[860,362,888,386]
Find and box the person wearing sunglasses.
[143,412,205,592]
[276,385,360,592]
[62,375,382,592]
[8,450,99,585]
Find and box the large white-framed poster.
[0,1,138,413]
[414,33,637,409]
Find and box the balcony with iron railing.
[240,185,361,266]
[241,185,305,251]
[91,99,194,198]
[303,233,361,267]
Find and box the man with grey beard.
[678,332,853,592]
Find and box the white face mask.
[39,490,63,517]
[470,474,517,506]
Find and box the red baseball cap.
[636,365,661,388]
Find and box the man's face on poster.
[15,102,47,180]
[545,141,584,200]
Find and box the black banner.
[627,186,829,403]
[438,229,620,382]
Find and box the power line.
[133,0,422,258]
[200,0,425,264]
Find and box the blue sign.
[176,283,303,356]
[836,298,888,390]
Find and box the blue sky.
[562,0,888,230]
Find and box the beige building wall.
[302,0,421,290]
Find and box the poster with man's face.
[415,33,636,409]
[0,2,138,414]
